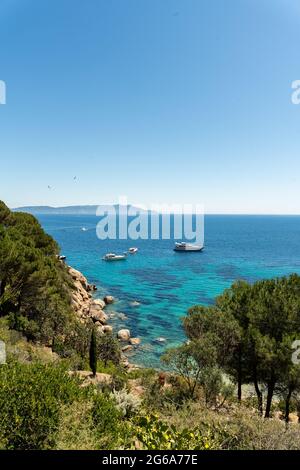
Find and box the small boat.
[174,242,204,252]
[81,227,88,231]
[103,253,127,261]
[129,247,138,254]
[56,255,66,261]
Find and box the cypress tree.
[89,327,97,377]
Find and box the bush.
[0,361,83,449]
[56,401,98,450]
[92,392,124,449]
[111,388,141,417]
[97,334,121,366]
[132,414,220,450]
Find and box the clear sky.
[1,0,300,214]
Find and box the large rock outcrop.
[68,266,109,334]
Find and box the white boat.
[129,247,138,254]
[174,242,204,252]
[56,255,66,261]
[81,227,88,232]
[103,253,127,261]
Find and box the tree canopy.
[166,274,300,420]
[0,201,86,353]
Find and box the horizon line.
[9,204,300,217]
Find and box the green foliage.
[0,361,84,449]
[92,392,124,449]
[97,333,121,366]
[0,201,89,358]
[132,414,219,450]
[162,339,233,406]
[179,274,300,419]
[111,388,141,417]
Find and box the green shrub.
[132,414,220,450]
[92,392,124,449]
[111,388,141,417]
[0,361,83,449]
[97,334,121,366]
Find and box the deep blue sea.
[37,215,300,368]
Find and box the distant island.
[12,204,149,215]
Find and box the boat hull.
[174,246,203,252]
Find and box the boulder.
[87,284,97,292]
[90,309,108,324]
[130,337,141,346]
[69,371,112,387]
[155,337,167,343]
[95,323,105,335]
[102,325,113,334]
[104,295,114,305]
[122,345,133,352]
[93,299,106,310]
[117,329,131,341]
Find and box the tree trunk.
[285,387,293,424]
[265,375,276,418]
[253,364,263,415]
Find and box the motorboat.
[174,242,204,252]
[128,247,138,254]
[103,253,127,261]
[81,227,88,232]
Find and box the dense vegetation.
[167,276,300,422]
[0,200,93,360]
[1,200,300,450]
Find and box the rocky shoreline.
[67,265,141,370]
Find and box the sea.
[37,214,300,368]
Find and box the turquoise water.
[38,215,300,368]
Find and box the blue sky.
[1,0,300,213]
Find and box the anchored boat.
[174,242,204,252]
[129,247,138,254]
[102,253,127,261]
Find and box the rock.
[93,299,106,309]
[87,284,97,292]
[69,371,112,387]
[104,295,114,305]
[90,309,108,324]
[68,265,116,334]
[68,267,89,290]
[121,358,130,368]
[122,345,133,352]
[130,337,141,346]
[102,325,113,334]
[117,329,131,341]
[155,337,167,343]
[95,324,105,335]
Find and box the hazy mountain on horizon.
[12,204,150,215]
